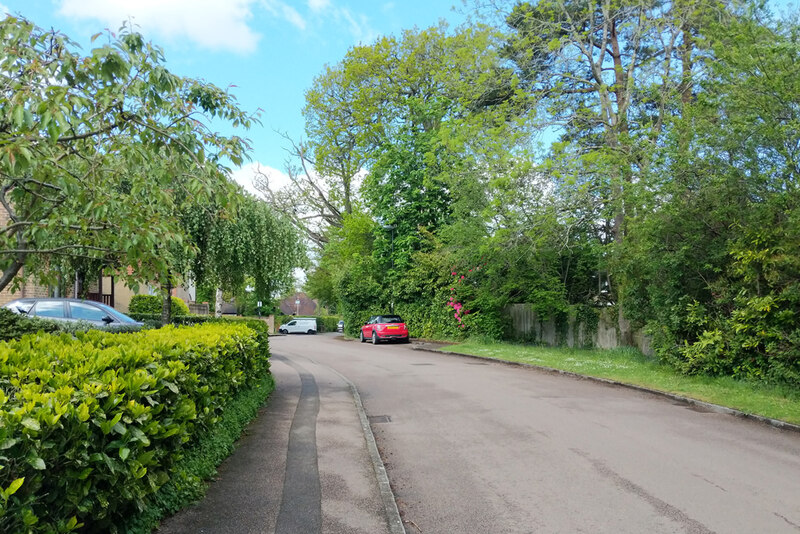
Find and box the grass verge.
[122,373,276,534]
[443,341,800,426]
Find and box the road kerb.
[412,345,800,435]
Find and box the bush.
[0,309,142,342]
[0,322,270,533]
[128,295,189,316]
[121,374,275,534]
[0,308,59,341]
[127,313,270,347]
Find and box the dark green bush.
[128,295,189,316]
[0,308,59,341]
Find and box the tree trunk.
[215,287,223,318]
[161,277,172,326]
[0,254,25,294]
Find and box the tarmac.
[156,350,403,534]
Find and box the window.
[70,302,108,322]
[379,316,403,323]
[33,301,65,318]
[288,321,296,326]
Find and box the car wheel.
[279,329,286,334]
[360,331,366,343]
[404,337,411,344]
[307,329,315,334]
[372,331,378,345]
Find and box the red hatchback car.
[360,314,410,344]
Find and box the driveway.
[273,334,800,534]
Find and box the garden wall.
[507,304,652,355]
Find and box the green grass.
[443,341,800,426]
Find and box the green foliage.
[129,295,189,316]
[184,193,306,304]
[299,3,800,388]
[0,323,269,532]
[0,16,255,294]
[121,374,275,534]
[0,308,58,341]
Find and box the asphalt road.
[272,333,800,534]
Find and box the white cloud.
[260,0,307,30]
[231,162,292,197]
[57,0,261,54]
[0,3,10,15]
[337,8,377,44]
[308,0,330,12]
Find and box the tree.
[497,0,729,342]
[0,16,255,294]
[185,192,306,317]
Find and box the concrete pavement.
[156,347,400,534]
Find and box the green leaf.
[2,477,24,499]
[21,417,40,432]
[28,457,46,470]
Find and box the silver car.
[3,298,143,329]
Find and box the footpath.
[156,351,402,534]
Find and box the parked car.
[360,314,409,344]
[2,298,143,329]
[337,320,344,333]
[278,318,317,334]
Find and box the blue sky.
[0,0,467,192]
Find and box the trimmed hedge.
[0,308,59,341]
[128,295,189,316]
[127,313,270,343]
[0,323,270,533]
[0,309,142,342]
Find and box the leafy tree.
[0,16,254,294]
[185,192,306,316]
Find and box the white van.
[278,318,317,334]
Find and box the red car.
[360,314,410,344]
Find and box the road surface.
[271,333,800,534]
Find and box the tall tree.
[0,16,254,293]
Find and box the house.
[279,292,318,316]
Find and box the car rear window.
[379,315,404,323]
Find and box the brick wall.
[0,204,51,306]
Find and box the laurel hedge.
[128,295,190,316]
[0,322,269,533]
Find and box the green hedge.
[0,322,270,533]
[0,308,143,342]
[128,295,189,316]
[127,313,270,343]
[0,308,59,341]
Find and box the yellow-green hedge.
[0,323,269,533]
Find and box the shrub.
[126,313,270,346]
[0,322,270,533]
[0,308,59,341]
[128,295,189,316]
[0,309,143,341]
